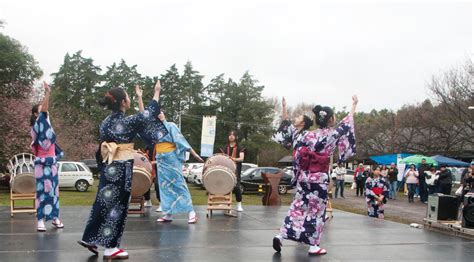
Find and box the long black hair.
[30,104,40,126]
[227,130,239,145]
[99,88,127,111]
[312,105,334,128]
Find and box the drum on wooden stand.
[8,153,36,217]
[8,153,35,194]
[203,153,238,218]
[131,152,153,197]
[202,153,236,195]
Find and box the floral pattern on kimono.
[365,177,389,218]
[279,114,356,246]
[82,100,160,248]
[31,112,64,221]
[272,119,309,185]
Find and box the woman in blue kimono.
[365,166,389,219]
[30,82,64,232]
[273,96,358,256]
[136,87,203,224]
[78,80,162,260]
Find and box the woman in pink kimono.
[273,96,358,256]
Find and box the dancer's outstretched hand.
[352,95,358,106]
[282,97,286,108]
[135,85,143,97]
[43,81,51,93]
[153,79,161,101]
[154,80,161,93]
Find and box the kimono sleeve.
[168,122,191,162]
[31,112,56,153]
[333,114,356,161]
[128,100,161,133]
[272,119,297,150]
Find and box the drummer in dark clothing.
[437,164,453,195]
[418,159,430,203]
[219,130,245,212]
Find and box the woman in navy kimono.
[136,87,203,224]
[30,82,64,232]
[273,96,358,256]
[78,80,162,260]
[365,166,389,219]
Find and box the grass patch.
[0,182,295,206]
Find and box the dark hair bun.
[98,95,115,107]
[312,105,334,128]
[312,105,322,115]
[99,88,126,111]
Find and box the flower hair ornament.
[105,91,116,103]
[319,110,327,120]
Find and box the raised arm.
[281,97,288,120]
[41,81,51,112]
[153,79,161,102]
[350,95,358,116]
[135,85,145,112]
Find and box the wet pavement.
[0,206,472,261]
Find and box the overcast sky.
[1,0,472,112]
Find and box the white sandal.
[52,219,64,229]
[188,216,198,224]
[308,246,327,255]
[103,248,129,260]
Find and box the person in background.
[405,164,419,203]
[425,166,439,195]
[461,166,473,197]
[354,163,366,197]
[418,158,430,204]
[437,164,453,195]
[387,163,398,200]
[380,165,389,182]
[461,162,474,190]
[330,164,337,198]
[220,131,245,212]
[365,166,388,219]
[334,162,346,198]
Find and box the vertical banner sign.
[200,116,216,157]
[396,154,406,182]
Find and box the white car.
[58,161,94,192]
[183,163,203,181]
[242,163,258,172]
[190,165,204,185]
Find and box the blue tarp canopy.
[430,155,470,167]
[369,153,413,165]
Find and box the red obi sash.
[299,146,330,173]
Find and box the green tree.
[0,33,42,98]
[103,59,145,114]
[159,64,183,123]
[51,51,102,117]
[0,32,42,163]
